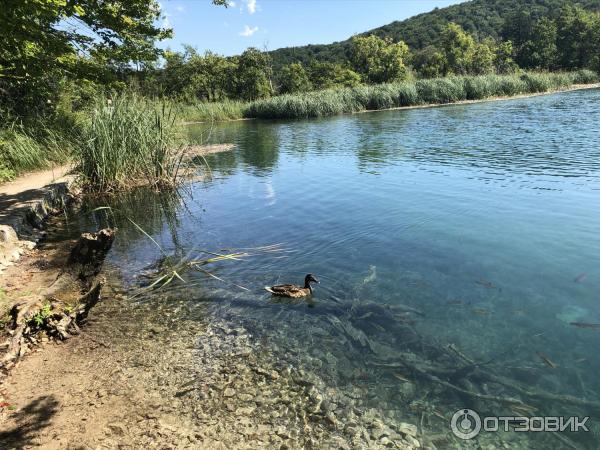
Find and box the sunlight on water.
[73,89,600,448]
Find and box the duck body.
[265,274,319,298]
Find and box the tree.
[234,48,272,101]
[350,35,410,84]
[494,40,517,73]
[591,13,600,73]
[440,23,477,75]
[0,0,226,117]
[279,63,312,94]
[470,39,495,75]
[308,62,361,90]
[517,18,558,69]
[556,5,594,69]
[412,46,447,78]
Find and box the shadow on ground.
[0,395,59,449]
[0,187,50,223]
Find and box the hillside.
[268,0,600,70]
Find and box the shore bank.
[185,81,600,125]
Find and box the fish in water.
[570,322,600,329]
[536,352,557,368]
[362,265,377,285]
[475,279,495,289]
[446,299,466,306]
[573,273,587,283]
[472,308,491,316]
[392,373,411,383]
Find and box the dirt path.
[0,166,72,198]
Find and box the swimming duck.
[265,274,319,298]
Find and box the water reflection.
[70,88,600,449]
[191,89,600,186]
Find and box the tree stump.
[69,228,116,281]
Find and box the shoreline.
[182,81,600,125]
[359,82,600,115]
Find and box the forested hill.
[268,0,600,69]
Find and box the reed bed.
[77,94,186,192]
[245,70,599,120]
[178,100,247,123]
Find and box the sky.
[157,0,464,56]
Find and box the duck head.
[304,274,320,291]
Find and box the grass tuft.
[77,94,185,192]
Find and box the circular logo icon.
[451,409,482,440]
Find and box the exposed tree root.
[0,228,115,373]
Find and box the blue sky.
[157,0,464,56]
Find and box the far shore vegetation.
[2,1,600,188]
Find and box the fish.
[511,403,536,415]
[446,299,465,306]
[392,373,411,383]
[362,265,377,285]
[433,410,446,420]
[575,358,587,363]
[472,308,491,316]
[532,332,545,338]
[573,273,587,283]
[570,322,600,329]
[537,352,557,369]
[475,279,495,289]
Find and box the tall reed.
[178,100,247,123]
[77,94,183,192]
[244,70,599,120]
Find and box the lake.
[69,89,600,448]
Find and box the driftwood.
[69,228,116,281]
[376,338,600,420]
[1,228,115,371]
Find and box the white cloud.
[175,5,185,12]
[244,0,257,14]
[228,1,236,7]
[239,25,259,37]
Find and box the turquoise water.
[82,90,600,447]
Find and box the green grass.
[244,70,599,120]
[0,124,71,182]
[178,100,246,123]
[76,94,186,192]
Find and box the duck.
[265,274,319,298]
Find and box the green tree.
[308,62,361,90]
[494,40,517,73]
[0,0,227,117]
[518,18,558,69]
[556,5,594,69]
[279,63,312,94]
[412,46,448,78]
[233,48,273,101]
[440,23,477,75]
[591,13,600,73]
[350,35,410,83]
[470,39,496,75]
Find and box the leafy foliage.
[267,0,600,70]
[350,35,410,83]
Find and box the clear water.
[77,90,600,447]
